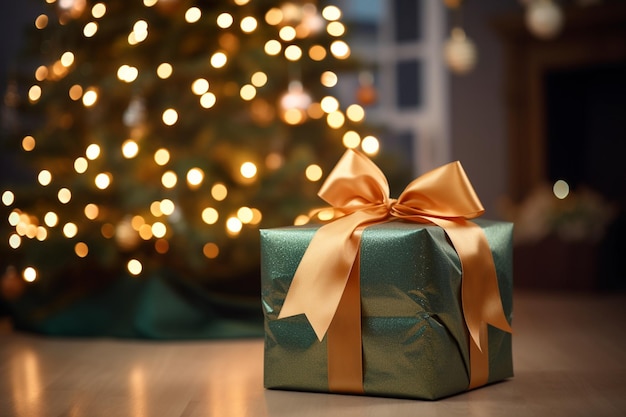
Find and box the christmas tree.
[1,0,387,308]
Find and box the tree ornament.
[444,27,477,74]
[279,81,312,125]
[356,71,377,106]
[525,0,564,39]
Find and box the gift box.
[261,150,513,400]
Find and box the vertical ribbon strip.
[278,149,512,391]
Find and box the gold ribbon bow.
[278,149,512,391]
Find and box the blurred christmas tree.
[0,0,386,303]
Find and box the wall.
[448,0,519,218]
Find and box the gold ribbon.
[278,149,512,392]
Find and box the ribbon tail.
[278,210,383,341]
[429,217,512,388]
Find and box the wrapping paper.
[261,219,513,400]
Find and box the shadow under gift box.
[261,220,513,400]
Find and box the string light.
[185,7,201,23]
[7,1,376,282]
[23,267,37,283]
[240,16,258,33]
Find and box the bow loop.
[396,161,485,219]
[318,149,391,210]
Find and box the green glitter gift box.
[261,219,513,400]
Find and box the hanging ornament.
[444,27,477,74]
[1,266,25,301]
[525,0,564,39]
[123,96,147,128]
[355,71,377,106]
[279,81,312,125]
[115,216,141,251]
[56,0,87,23]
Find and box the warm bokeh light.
[361,135,380,155]
[28,85,42,102]
[44,211,58,227]
[251,71,268,87]
[265,8,283,25]
[69,84,83,100]
[60,51,75,67]
[346,104,365,122]
[22,135,36,151]
[240,16,258,33]
[38,170,52,186]
[279,26,296,41]
[553,180,570,199]
[202,207,219,225]
[35,14,49,29]
[237,206,254,224]
[162,108,178,125]
[185,7,201,23]
[211,183,228,201]
[23,267,37,283]
[240,162,257,179]
[322,5,342,21]
[321,71,338,87]
[157,63,173,79]
[305,164,323,182]
[117,65,139,83]
[74,157,88,173]
[320,96,339,113]
[152,222,167,238]
[330,40,350,59]
[326,111,345,129]
[309,45,326,61]
[240,84,256,100]
[127,259,143,276]
[161,171,177,188]
[9,234,21,249]
[84,203,99,220]
[294,214,309,226]
[82,88,98,107]
[342,130,361,148]
[63,222,78,238]
[200,92,217,108]
[210,52,227,68]
[35,65,48,81]
[2,191,14,206]
[86,143,101,160]
[58,188,72,204]
[75,242,88,257]
[192,78,209,95]
[84,22,98,37]
[154,148,170,166]
[203,242,219,259]
[226,216,243,235]
[217,12,233,28]
[186,168,204,188]
[122,139,139,158]
[284,45,303,61]
[326,21,345,37]
[95,172,112,189]
[92,3,106,18]
[264,40,281,56]
[160,199,175,216]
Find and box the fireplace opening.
[545,61,626,206]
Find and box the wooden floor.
[1,291,625,417]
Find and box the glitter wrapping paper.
[261,219,513,400]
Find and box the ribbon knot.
[278,149,512,390]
